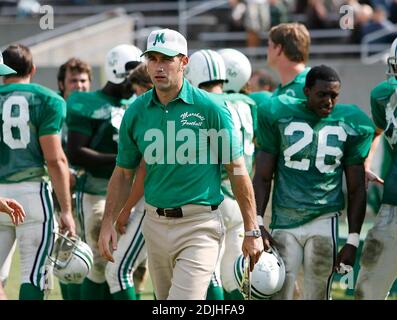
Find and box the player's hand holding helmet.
[48,232,93,284]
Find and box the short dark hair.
[57,57,92,84]
[2,44,33,78]
[126,63,152,90]
[305,65,341,89]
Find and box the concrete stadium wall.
[32,65,103,92]
[30,15,135,66]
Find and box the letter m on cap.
[153,33,165,46]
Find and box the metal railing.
[198,28,351,42]
[178,0,228,38]
[360,25,397,65]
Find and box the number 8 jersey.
[256,94,375,229]
[0,83,65,183]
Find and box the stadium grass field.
[4,248,155,300]
[5,247,396,300]
[1,248,344,300]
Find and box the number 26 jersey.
[256,95,375,228]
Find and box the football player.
[56,57,92,300]
[354,37,397,300]
[101,63,152,300]
[0,44,75,300]
[66,44,142,299]
[185,48,258,300]
[253,65,375,299]
[267,22,311,98]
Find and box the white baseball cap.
[0,51,16,76]
[142,28,188,57]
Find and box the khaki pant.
[355,204,397,300]
[143,203,224,300]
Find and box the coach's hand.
[115,208,131,235]
[335,244,357,274]
[242,237,264,272]
[98,219,117,263]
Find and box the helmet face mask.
[234,246,286,299]
[48,233,93,285]
[386,37,397,84]
[387,57,397,83]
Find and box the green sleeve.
[38,96,66,136]
[255,103,280,155]
[343,131,374,165]
[66,112,93,137]
[370,92,387,130]
[344,106,375,165]
[211,100,243,163]
[116,107,142,169]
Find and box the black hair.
[2,44,33,78]
[305,65,341,89]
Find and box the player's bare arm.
[224,156,264,271]
[335,164,367,272]
[252,150,276,250]
[40,134,76,236]
[364,128,385,188]
[98,166,135,262]
[116,160,145,235]
[67,131,116,168]
[0,197,26,225]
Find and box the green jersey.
[0,83,65,183]
[67,90,126,195]
[370,80,397,205]
[117,79,242,208]
[221,93,257,199]
[272,67,310,99]
[256,95,375,229]
[249,91,272,108]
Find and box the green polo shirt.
[272,67,310,99]
[117,79,243,208]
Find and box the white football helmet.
[234,246,286,299]
[218,48,252,93]
[184,49,227,87]
[105,44,143,84]
[48,232,93,285]
[387,37,397,82]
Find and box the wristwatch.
[244,229,261,238]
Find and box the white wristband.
[256,215,264,227]
[346,233,360,248]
